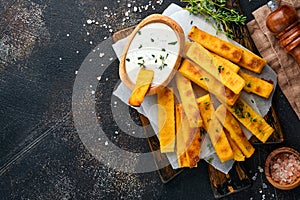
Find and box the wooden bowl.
[264,147,300,190]
[119,14,185,95]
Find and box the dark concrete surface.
[0,0,299,199]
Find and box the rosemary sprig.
[181,0,246,38]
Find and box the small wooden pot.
[264,147,300,190]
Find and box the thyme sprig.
[181,0,246,38]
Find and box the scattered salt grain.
[59,57,62,60]
[90,41,93,45]
[75,70,78,74]
[258,166,264,173]
[91,90,95,94]
[127,3,131,8]
[97,76,101,80]
[105,141,109,145]
[133,6,137,12]
[115,131,118,134]
[109,57,113,61]
[87,19,93,24]
[66,33,70,37]
[76,50,79,54]
[104,6,108,10]
[262,182,268,189]
[99,53,105,58]
[252,172,258,181]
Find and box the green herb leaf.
[181,0,247,39]
[168,41,178,45]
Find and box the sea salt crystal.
[87,19,93,24]
[97,76,101,80]
[91,90,95,94]
[75,70,78,74]
[262,182,268,189]
[105,141,108,145]
[99,53,105,58]
[104,6,108,10]
[258,166,264,173]
[270,152,300,184]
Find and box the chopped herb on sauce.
[138,44,142,49]
[168,41,178,45]
[126,58,130,62]
[246,82,251,88]
[138,59,145,68]
[151,38,154,42]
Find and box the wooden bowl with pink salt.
[264,147,300,190]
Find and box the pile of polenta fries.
[127,26,275,168]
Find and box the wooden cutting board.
[112,1,283,198]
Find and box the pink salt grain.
[270,153,300,185]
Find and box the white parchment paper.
[112,3,277,174]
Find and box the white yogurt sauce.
[125,22,179,86]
